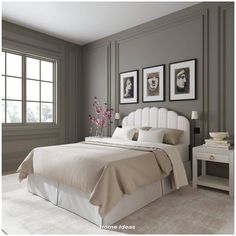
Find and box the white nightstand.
[192,145,234,196]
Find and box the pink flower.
[95,105,103,114]
[89,97,113,129]
[102,110,110,118]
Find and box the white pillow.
[112,127,136,141]
[137,129,164,143]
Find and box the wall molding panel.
[2,21,82,172]
[3,150,31,173]
[202,9,209,140]
[82,42,111,137]
[82,2,234,149]
[3,133,60,172]
[82,2,233,178]
[219,4,234,134]
[115,11,205,46]
[2,131,61,142]
[117,7,206,145]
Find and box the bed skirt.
[27,160,191,226]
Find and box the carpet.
[2,174,234,234]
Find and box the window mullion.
[22,55,26,124]
[39,60,41,122]
[53,61,56,123]
[4,52,7,123]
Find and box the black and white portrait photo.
[120,70,138,104]
[147,72,159,96]
[174,67,189,94]
[170,59,196,101]
[143,65,164,102]
[123,76,134,98]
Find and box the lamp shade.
[115,113,120,120]
[191,111,199,120]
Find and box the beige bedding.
[17,139,187,216]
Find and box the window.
[1,49,56,125]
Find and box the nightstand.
[192,145,234,196]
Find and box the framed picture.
[142,65,165,102]
[119,70,138,104]
[169,59,196,101]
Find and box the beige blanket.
[17,140,186,216]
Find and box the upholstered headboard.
[122,107,190,145]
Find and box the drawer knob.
[209,155,215,160]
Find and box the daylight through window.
[1,49,56,124]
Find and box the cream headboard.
[122,107,190,145]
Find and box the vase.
[96,126,103,137]
[89,127,93,136]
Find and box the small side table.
[192,145,234,196]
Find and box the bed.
[17,107,190,226]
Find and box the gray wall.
[82,2,234,177]
[2,2,234,176]
[2,21,83,172]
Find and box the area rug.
[2,174,234,234]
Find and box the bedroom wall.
[82,2,234,177]
[2,21,83,172]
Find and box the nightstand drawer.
[196,152,229,163]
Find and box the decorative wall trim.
[64,48,79,143]
[83,41,112,136]
[107,42,112,136]
[219,4,233,132]
[2,37,61,56]
[79,2,233,178]
[83,40,111,51]
[2,21,82,172]
[115,11,204,45]
[3,134,60,172]
[84,4,210,49]
[3,150,31,160]
[2,132,61,142]
[115,42,119,113]
[2,21,67,49]
[219,5,225,131]
[202,9,209,139]
[3,150,31,172]
[75,50,79,141]
[82,41,112,137]
[2,128,61,139]
[82,3,233,144]
[116,10,209,140]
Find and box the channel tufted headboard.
[122,107,190,145]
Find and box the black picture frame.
[142,64,165,103]
[119,70,139,104]
[169,59,196,101]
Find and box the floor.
[2,174,234,234]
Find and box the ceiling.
[2,2,199,46]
